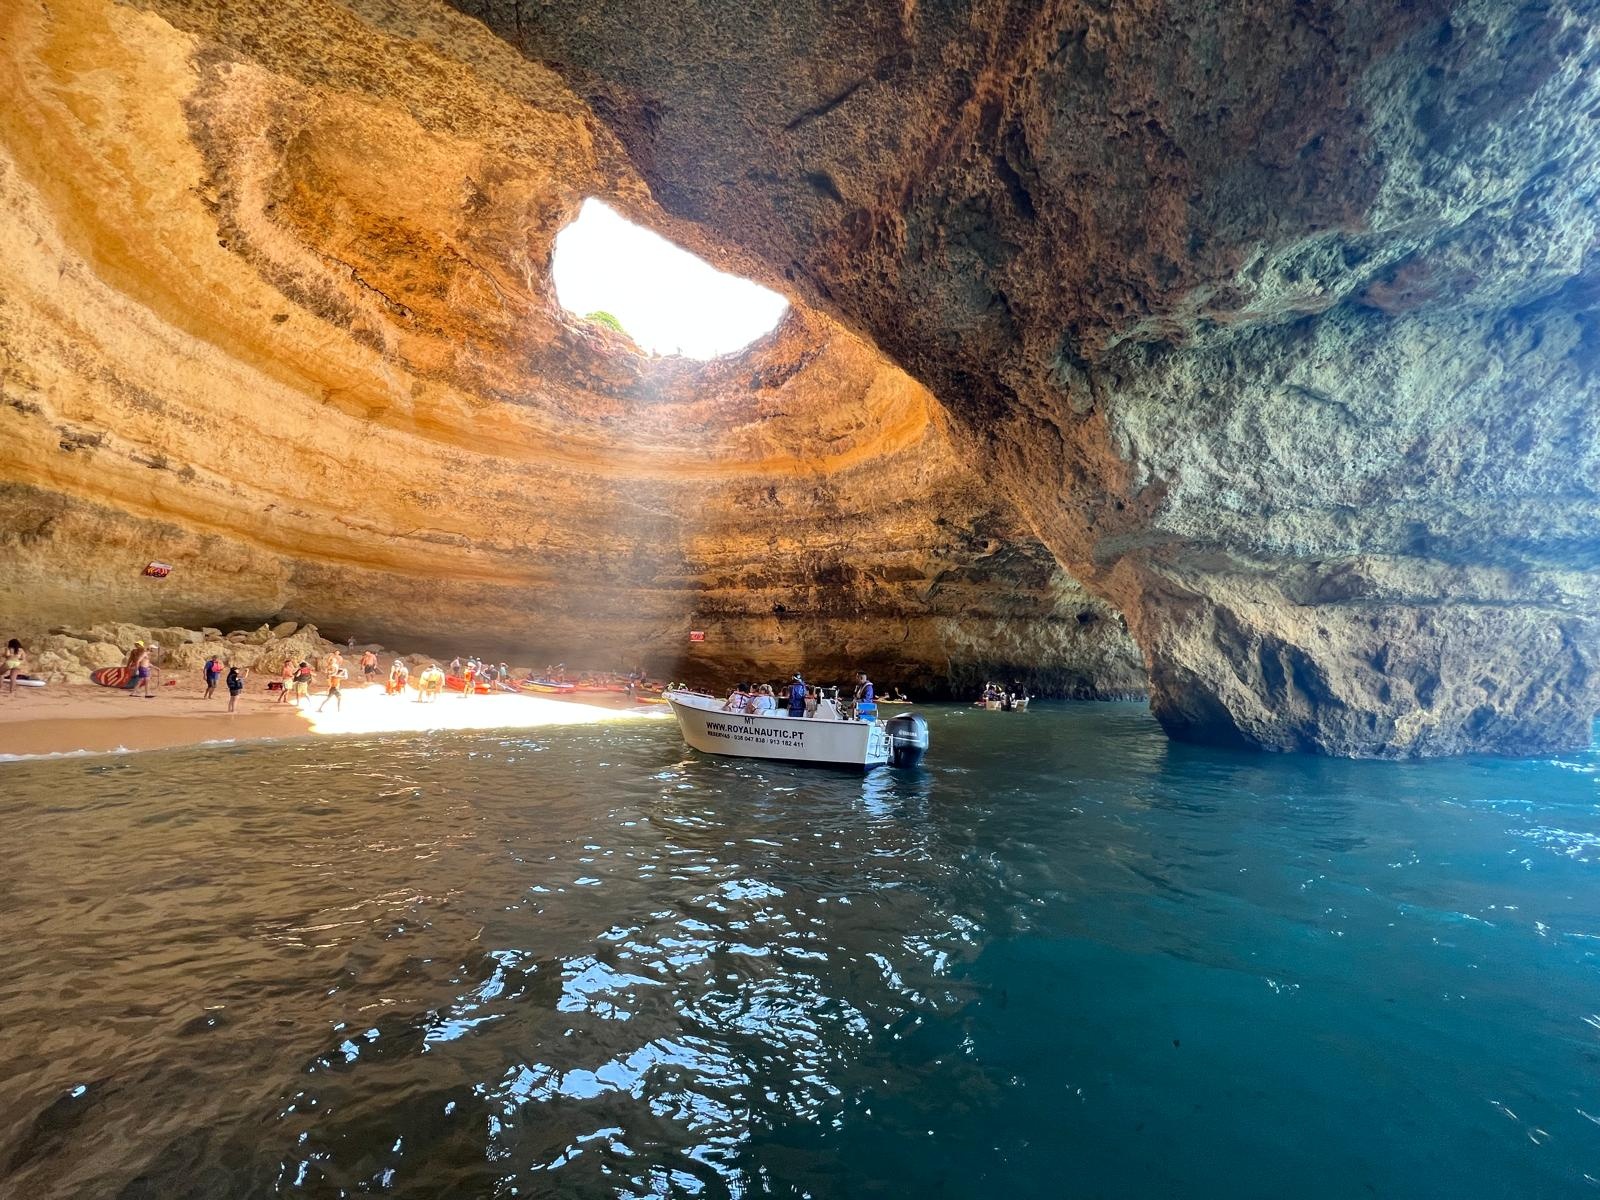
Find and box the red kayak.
[444,674,493,694]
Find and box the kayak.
[518,678,576,694]
[444,674,494,694]
[90,666,134,688]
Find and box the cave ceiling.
[456,0,1600,756]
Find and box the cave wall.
[0,0,1145,695]
[464,0,1600,754]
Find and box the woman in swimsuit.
[4,639,25,696]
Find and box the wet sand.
[0,678,666,759]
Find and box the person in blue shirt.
[203,654,223,700]
[854,672,877,722]
[787,674,808,717]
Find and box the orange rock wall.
[0,0,1144,696]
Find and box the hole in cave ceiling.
[551,198,789,360]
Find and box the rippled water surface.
[3,703,1600,1197]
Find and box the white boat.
[976,696,1029,711]
[664,689,928,769]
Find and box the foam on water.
[1,705,1597,1197]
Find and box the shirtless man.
[128,644,154,698]
[319,663,348,712]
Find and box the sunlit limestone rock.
[0,0,1143,697]
[470,0,1600,754]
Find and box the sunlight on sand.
[295,687,669,738]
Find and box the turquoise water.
[2,702,1598,1197]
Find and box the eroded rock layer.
[469,0,1600,754]
[0,0,1144,696]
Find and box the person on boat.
[276,657,295,704]
[750,684,777,714]
[203,654,223,700]
[360,649,378,684]
[129,644,154,698]
[854,672,877,722]
[225,663,248,713]
[722,683,750,713]
[4,638,26,696]
[892,687,908,701]
[787,673,807,717]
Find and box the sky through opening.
[551,198,790,360]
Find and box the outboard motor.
[886,713,930,768]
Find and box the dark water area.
[2,703,1599,1198]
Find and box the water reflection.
[2,709,1599,1197]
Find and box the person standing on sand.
[129,645,154,698]
[122,640,146,690]
[293,661,314,706]
[4,639,26,696]
[389,658,409,695]
[277,658,294,704]
[450,656,462,676]
[319,662,347,712]
[226,663,248,713]
[419,663,444,702]
[461,659,477,697]
[203,654,223,700]
[360,649,378,685]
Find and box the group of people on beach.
[448,657,512,694]
[201,654,249,711]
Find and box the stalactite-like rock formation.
[0,0,1144,696]
[462,0,1600,755]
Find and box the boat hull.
[519,679,576,694]
[666,691,890,768]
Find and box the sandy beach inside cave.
[0,678,667,759]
